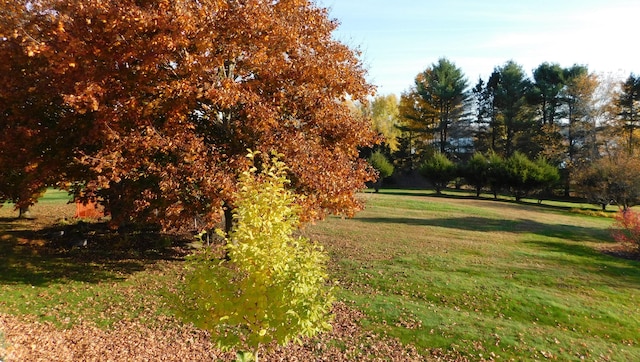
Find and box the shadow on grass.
[355,216,612,243]
[524,239,640,284]
[371,189,437,198]
[376,188,616,215]
[0,219,192,287]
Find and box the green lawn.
[33,189,74,203]
[303,190,640,360]
[1,189,72,207]
[1,189,639,360]
[0,189,180,329]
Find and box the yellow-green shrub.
[182,151,334,359]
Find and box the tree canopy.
[616,74,640,154]
[411,58,470,155]
[0,0,377,229]
[358,94,401,152]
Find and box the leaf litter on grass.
[304,192,640,361]
[8,190,639,360]
[0,202,435,361]
[0,302,433,362]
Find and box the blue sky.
[318,0,640,96]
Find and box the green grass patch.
[305,191,640,360]
[36,189,74,204]
[0,242,182,328]
[1,188,72,208]
[0,203,184,329]
[1,188,638,360]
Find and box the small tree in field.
[575,153,640,211]
[486,152,508,199]
[462,152,490,197]
[611,209,640,252]
[503,152,559,201]
[532,157,560,201]
[419,153,457,195]
[504,152,534,201]
[419,153,457,194]
[182,152,333,361]
[368,150,394,192]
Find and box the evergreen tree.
[419,153,457,194]
[616,74,640,154]
[472,71,503,154]
[368,151,394,192]
[561,67,598,196]
[462,153,490,197]
[531,62,565,127]
[493,61,536,158]
[413,58,470,156]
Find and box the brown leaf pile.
[0,314,221,361]
[0,302,445,361]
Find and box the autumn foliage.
[182,152,333,358]
[0,0,376,229]
[611,209,640,251]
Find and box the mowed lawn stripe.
[304,191,640,360]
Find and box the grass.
[303,190,640,360]
[0,190,184,329]
[0,238,182,329]
[1,189,72,209]
[33,189,74,204]
[1,189,639,360]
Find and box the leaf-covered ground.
[0,302,435,361]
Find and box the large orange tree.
[0,0,376,229]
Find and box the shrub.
[419,153,456,194]
[504,152,534,201]
[462,152,489,197]
[533,157,560,191]
[486,152,508,199]
[503,152,559,201]
[575,154,640,211]
[611,209,640,251]
[181,151,334,361]
[368,150,394,192]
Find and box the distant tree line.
[419,151,559,202]
[360,58,640,209]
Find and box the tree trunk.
[222,201,234,261]
[374,178,382,193]
[18,205,31,218]
[223,201,234,237]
